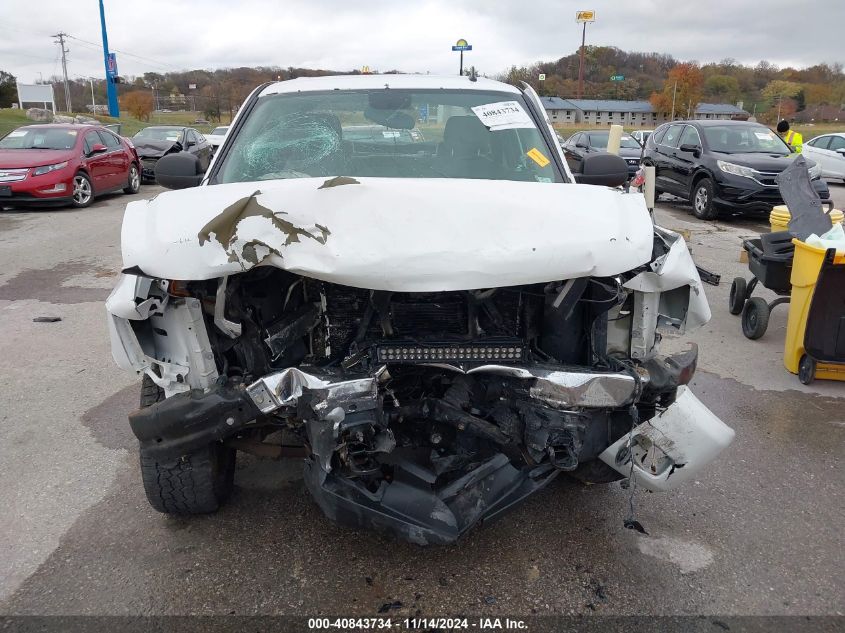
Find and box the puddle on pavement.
[0,261,116,304]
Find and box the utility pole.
[52,32,72,113]
[670,80,677,121]
[90,78,95,113]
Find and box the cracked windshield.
[216,89,563,183]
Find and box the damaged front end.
[132,139,183,182]
[108,220,733,544]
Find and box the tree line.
[1,46,844,123]
[499,47,845,122]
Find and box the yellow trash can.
[783,238,845,382]
[770,204,843,232]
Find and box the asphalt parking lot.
[0,182,843,618]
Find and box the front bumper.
[127,361,733,543]
[140,158,158,181]
[714,175,830,213]
[0,173,75,206]
[599,386,734,491]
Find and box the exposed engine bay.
[108,228,732,544]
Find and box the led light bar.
[376,343,525,364]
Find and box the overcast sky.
[1,0,842,83]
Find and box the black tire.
[123,163,141,195]
[729,277,748,315]
[742,297,770,340]
[137,375,236,515]
[798,354,816,385]
[140,374,164,406]
[71,172,94,208]
[691,177,718,220]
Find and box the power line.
[66,34,177,71]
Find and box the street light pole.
[575,11,595,99]
[578,21,586,99]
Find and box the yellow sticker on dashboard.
[526,147,550,167]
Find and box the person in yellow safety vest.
[777,120,803,154]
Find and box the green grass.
[0,108,30,138]
[0,108,232,139]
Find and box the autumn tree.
[704,75,740,102]
[761,80,802,120]
[121,91,154,121]
[650,63,703,119]
[761,80,802,103]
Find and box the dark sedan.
[641,120,830,219]
[562,130,642,178]
[132,126,212,183]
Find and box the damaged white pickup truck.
[107,75,734,544]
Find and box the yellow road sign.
[576,10,596,22]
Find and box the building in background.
[540,97,749,126]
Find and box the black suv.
[641,120,829,219]
[562,129,643,179]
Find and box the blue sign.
[106,53,118,78]
[418,103,429,122]
[452,44,472,51]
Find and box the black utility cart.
[730,231,794,339]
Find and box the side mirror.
[575,142,589,149]
[573,152,629,187]
[185,140,196,148]
[679,143,701,157]
[89,143,107,155]
[835,148,845,156]
[155,152,204,189]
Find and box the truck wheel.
[137,375,236,515]
[741,297,770,339]
[798,354,816,385]
[691,178,718,220]
[729,277,747,315]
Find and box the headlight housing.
[32,161,69,176]
[808,162,822,180]
[716,160,758,180]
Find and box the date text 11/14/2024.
[307,617,528,630]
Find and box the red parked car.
[0,124,141,208]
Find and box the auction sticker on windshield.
[526,147,550,167]
[471,101,534,131]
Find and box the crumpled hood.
[132,139,181,158]
[121,177,654,291]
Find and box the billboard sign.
[452,38,472,51]
[16,83,56,111]
[576,10,595,22]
